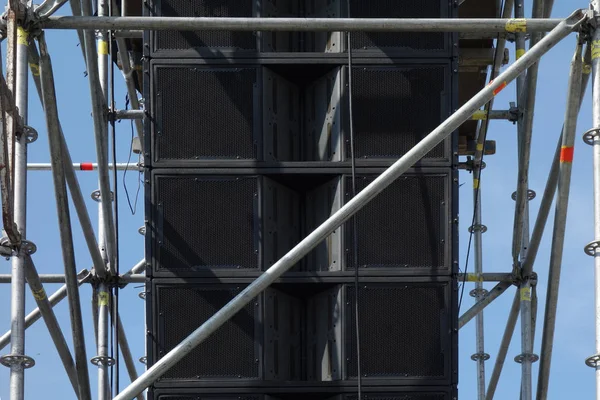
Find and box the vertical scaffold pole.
[471,175,489,400]
[2,9,31,400]
[536,37,583,400]
[584,4,600,397]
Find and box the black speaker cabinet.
[146,62,455,168]
[144,0,455,58]
[148,387,456,400]
[147,278,456,387]
[147,169,456,278]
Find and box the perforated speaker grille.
[345,174,447,270]
[154,0,256,51]
[349,66,448,161]
[346,284,446,378]
[154,66,257,161]
[157,285,259,380]
[348,0,446,52]
[154,176,259,273]
[345,394,446,400]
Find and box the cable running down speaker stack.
[143,1,459,399]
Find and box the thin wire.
[346,1,362,397]
[123,114,141,215]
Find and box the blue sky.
[0,1,597,399]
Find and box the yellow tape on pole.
[98,291,110,306]
[505,19,527,33]
[32,287,46,301]
[98,40,109,55]
[29,63,40,77]
[592,40,600,60]
[520,287,531,302]
[516,48,526,60]
[472,110,487,120]
[17,27,28,46]
[466,273,483,282]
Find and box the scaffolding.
[0,0,598,399]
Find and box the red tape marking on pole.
[492,81,507,96]
[560,146,574,163]
[80,163,94,171]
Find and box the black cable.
[458,129,488,313]
[123,116,141,215]
[346,2,362,397]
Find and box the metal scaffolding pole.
[3,10,30,399]
[522,43,592,277]
[486,290,521,400]
[40,16,565,32]
[26,162,141,171]
[23,256,80,398]
[0,269,91,351]
[112,13,584,398]
[471,175,488,400]
[536,39,584,400]
[80,0,117,275]
[96,0,110,278]
[27,42,108,279]
[94,284,112,400]
[38,33,92,400]
[584,4,600,397]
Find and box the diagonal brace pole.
[38,32,92,400]
[536,38,584,400]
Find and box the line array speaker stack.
[144,1,459,399]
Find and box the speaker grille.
[346,284,446,378]
[154,66,257,161]
[345,395,446,400]
[154,0,256,52]
[154,176,259,273]
[156,396,260,400]
[157,285,259,380]
[350,66,448,161]
[348,0,446,52]
[345,174,447,270]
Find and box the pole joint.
[0,354,35,368]
[514,353,539,363]
[585,353,600,368]
[90,355,115,367]
[0,236,36,256]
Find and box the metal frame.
[0,2,599,400]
